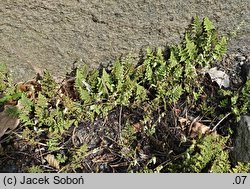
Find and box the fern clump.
[2,16,248,173]
[0,63,22,107]
[40,70,57,98]
[166,134,250,173]
[17,72,80,134]
[218,79,250,121]
[74,17,228,115]
[189,16,227,66]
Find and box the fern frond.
[184,34,197,60]
[75,65,92,102]
[100,68,114,94]
[18,94,34,126]
[203,17,215,33]
[35,93,49,127]
[192,16,203,37]
[40,70,57,98]
[213,36,227,60]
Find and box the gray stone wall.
[0,0,249,82]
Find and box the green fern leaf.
[192,16,203,37]
[213,36,227,60]
[102,69,114,93]
[18,94,34,126]
[203,17,215,33]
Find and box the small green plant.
[46,137,61,151]
[56,154,68,164]
[166,134,250,173]
[218,79,250,121]
[61,144,88,172]
[166,134,229,172]
[40,70,57,98]
[0,63,22,106]
[26,165,44,173]
[18,74,78,134]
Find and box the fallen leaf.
[16,79,38,100]
[0,105,20,138]
[190,121,210,138]
[133,122,143,133]
[206,67,230,88]
[45,154,60,170]
[178,117,190,129]
[59,77,78,99]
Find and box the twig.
[38,144,45,164]
[211,112,231,132]
[72,126,77,147]
[118,105,123,139]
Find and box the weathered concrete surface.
[0,0,249,82]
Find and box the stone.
[241,62,250,82]
[232,116,250,163]
[0,0,249,82]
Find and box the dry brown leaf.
[133,123,143,133]
[45,154,60,170]
[16,79,38,100]
[190,121,210,138]
[178,117,190,129]
[59,78,77,99]
[0,105,20,138]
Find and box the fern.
[166,135,228,172]
[75,65,92,102]
[219,80,250,121]
[203,17,215,33]
[210,150,231,173]
[238,79,250,114]
[112,60,124,92]
[191,16,203,38]
[35,93,49,127]
[40,70,57,98]
[231,162,250,173]
[143,48,166,87]
[185,135,228,172]
[18,94,34,126]
[62,144,88,172]
[100,68,114,94]
[213,36,227,60]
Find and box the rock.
[206,67,230,88]
[232,116,250,163]
[241,62,250,82]
[0,0,249,82]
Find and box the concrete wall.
[0,0,249,81]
